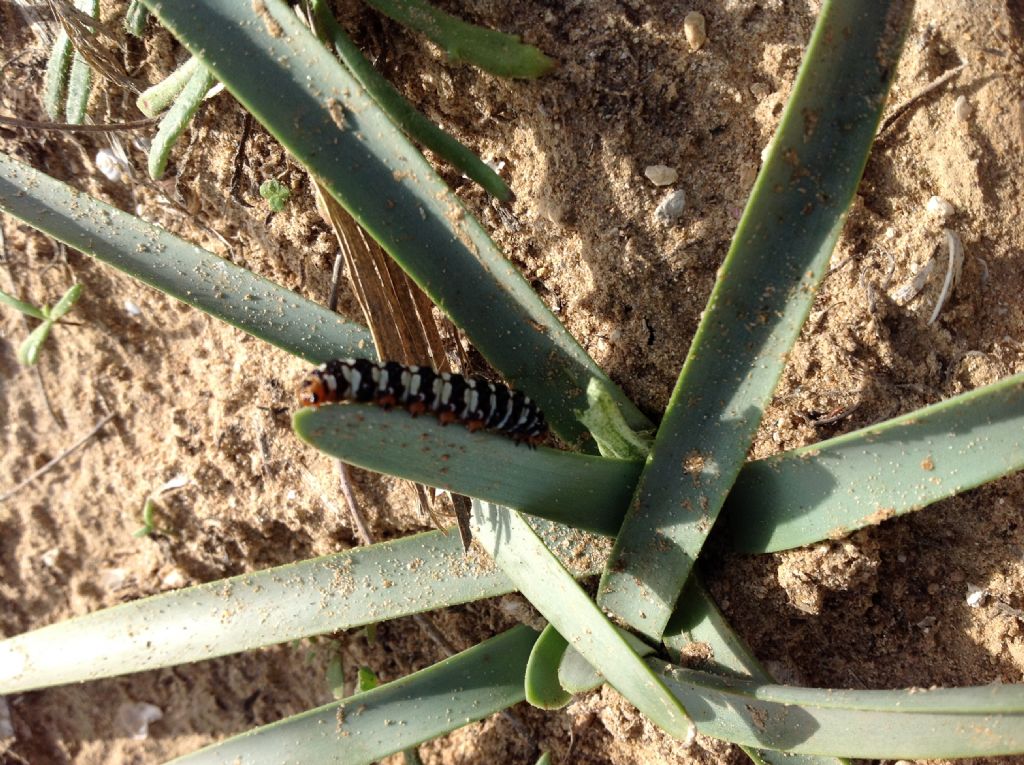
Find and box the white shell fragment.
[644,164,678,186]
[953,95,972,121]
[928,228,964,325]
[683,12,707,51]
[115,702,163,740]
[124,299,142,317]
[654,189,686,224]
[925,195,955,219]
[95,149,126,182]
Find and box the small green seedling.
[132,498,159,538]
[0,283,83,366]
[259,179,291,212]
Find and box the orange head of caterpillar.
[296,371,330,408]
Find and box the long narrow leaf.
[664,579,849,765]
[43,30,73,120]
[599,0,913,638]
[0,288,46,319]
[472,501,693,741]
[63,0,99,125]
[137,56,202,117]
[724,371,1024,552]
[292,404,640,536]
[148,63,217,179]
[310,0,510,200]
[0,519,596,692]
[138,0,648,446]
[0,153,373,362]
[294,373,1024,553]
[170,626,539,765]
[657,662,1024,758]
[360,0,554,78]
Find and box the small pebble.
[654,189,686,224]
[644,164,678,186]
[925,195,955,219]
[953,95,972,121]
[683,11,706,52]
[124,299,142,317]
[162,568,186,589]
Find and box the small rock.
[749,82,770,100]
[925,195,955,219]
[654,189,686,224]
[953,95,972,121]
[162,568,186,589]
[115,702,163,740]
[966,583,987,608]
[124,299,142,317]
[644,164,678,186]
[683,12,706,52]
[39,547,61,568]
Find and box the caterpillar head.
[296,371,330,407]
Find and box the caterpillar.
[296,358,548,446]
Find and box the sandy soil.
[1,0,1023,762]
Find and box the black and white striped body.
[297,358,548,444]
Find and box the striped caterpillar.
[296,359,548,446]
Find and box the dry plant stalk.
[48,0,138,93]
[312,182,473,546]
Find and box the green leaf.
[599,0,913,639]
[556,626,653,695]
[137,56,202,117]
[292,404,639,536]
[43,31,73,120]
[258,179,291,212]
[534,754,551,765]
[169,626,539,765]
[326,655,345,699]
[664,578,849,765]
[656,661,1024,758]
[63,0,100,125]
[0,153,373,363]
[148,63,217,179]
[360,0,554,79]
[48,283,83,320]
[724,371,1024,552]
[577,378,653,460]
[356,666,379,693]
[64,50,93,125]
[17,321,54,366]
[310,0,510,200]
[125,0,149,36]
[524,625,571,710]
[472,501,692,741]
[0,520,595,692]
[0,287,46,320]
[137,0,648,447]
